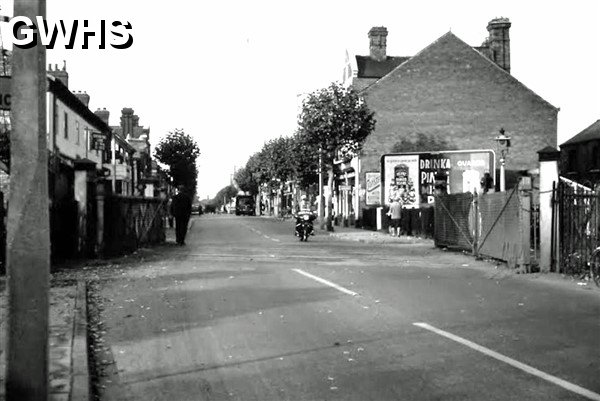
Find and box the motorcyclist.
[295,194,316,236]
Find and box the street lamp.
[493,127,511,192]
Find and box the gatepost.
[519,176,532,271]
[96,180,106,256]
[538,147,560,272]
[73,159,96,255]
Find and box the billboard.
[365,172,381,205]
[381,150,495,207]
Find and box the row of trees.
[231,82,377,229]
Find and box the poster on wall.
[382,154,420,208]
[381,150,495,207]
[365,172,381,205]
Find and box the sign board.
[0,76,11,110]
[381,150,495,208]
[339,184,352,191]
[365,172,381,206]
[90,131,107,151]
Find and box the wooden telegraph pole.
[6,0,50,399]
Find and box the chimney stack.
[47,60,69,87]
[94,108,110,126]
[368,26,388,62]
[74,91,90,107]
[120,107,135,137]
[487,17,511,73]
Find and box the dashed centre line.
[413,322,600,401]
[292,268,358,296]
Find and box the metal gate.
[555,182,599,275]
[434,180,531,269]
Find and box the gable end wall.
[357,33,557,214]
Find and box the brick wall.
[357,32,557,215]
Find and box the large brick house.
[338,18,558,226]
[560,120,600,188]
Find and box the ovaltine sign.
[0,76,10,110]
[381,150,495,208]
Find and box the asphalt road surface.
[95,214,600,401]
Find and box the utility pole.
[6,0,50,399]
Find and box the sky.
[1,0,599,199]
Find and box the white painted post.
[538,147,560,273]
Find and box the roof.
[355,55,410,78]
[359,31,558,112]
[561,120,600,146]
[47,75,111,133]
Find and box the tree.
[298,82,376,230]
[291,130,319,190]
[154,129,200,194]
[233,165,256,195]
[213,184,238,210]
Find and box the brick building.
[339,18,558,225]
[560,119,600,188]
[110,108,159,197]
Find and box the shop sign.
[381,150,495,208]
[90,131,107,151]
[365,172,381,205]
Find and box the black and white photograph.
[0,0,599,400]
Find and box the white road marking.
[413,322,600,401]
[271,238,280,242]
[292,268,358,296]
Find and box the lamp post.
[493,128,511,192]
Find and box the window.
[63,112,68,139]
[76,121,80,144]
[592,143,600,170]
[567,149,577,172]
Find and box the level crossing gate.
[434,179,531,270]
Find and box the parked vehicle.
[191,203,203,215]
[235,195,255,216]
[295,211,315,241]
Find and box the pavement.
[0,217,597,400]
[324,222,432,245]
[0,279,90,401]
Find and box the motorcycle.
[294,211,315,242]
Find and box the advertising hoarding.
[381,150,495,207]
[365,172,381,205]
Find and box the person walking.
[389,197,403,237]
[170,185,192,245]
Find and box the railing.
[103,195,167,256]
[556,183,599,276]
